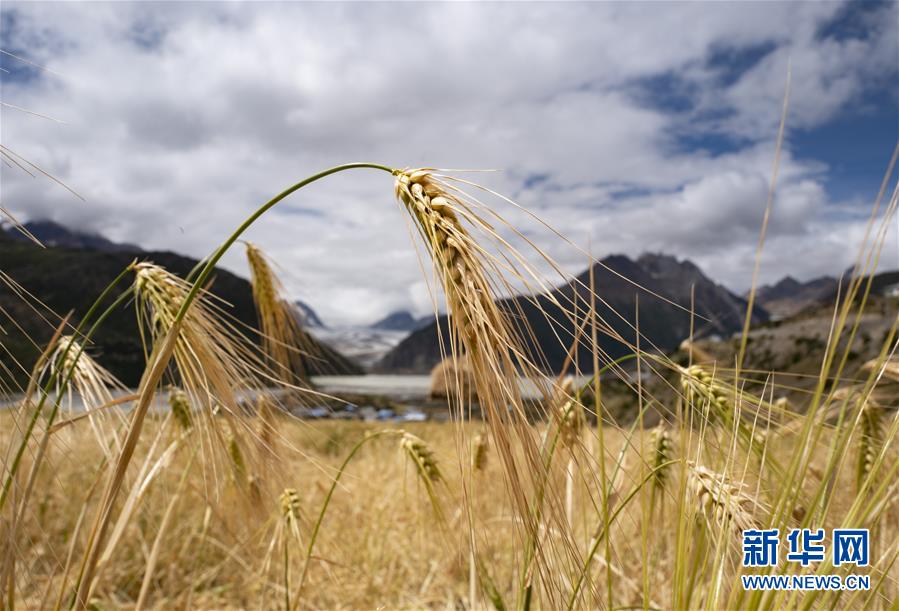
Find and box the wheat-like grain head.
[687,463,762,534]
[45,335,123,413]
[472,432,489,472]
[395,171,488,348]
[256,393,278,455]
[856,400,884,492]
[245,242,318,384]
[228,436,247,480]
[132,262,280,490]
[680,365,729,421]
[400,432,442,484]
[132,262,261,413]
[394,170,532,414]
[649,424,673,490]
[553,376,584,450]
[278,486,303,548]
[168,387,192,431]
[42,334,126,454]
[280,488,301,529]
[395,169,587,606]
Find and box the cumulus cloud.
[0,1,896,324]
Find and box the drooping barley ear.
[687,463,762,535]
[680,365,729,425]
[401,432,442,484]
[394,170,524,414]
[649,424,673,490]
[472,432,489,472]
[856,400,883,492]
[863,355,899,382]
[132,262,262,414]
[43,335,126,453]
[257,393,278,455]
[400,432,447,526]
[245,242,317,384]
[168,387,192,431]
[395,169,572,602]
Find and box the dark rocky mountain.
[375,253,767,374]
[370,310,431,332]
[0,226,362,387]
[755,275,839,320]
[295,300,325,328]
[835,271,899,301]
[5,219,142,253]
[693,270,899,403]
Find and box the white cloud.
[1,1,895,324]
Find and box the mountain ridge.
[755,275,839,320]
[370,310,432,332]
[375,253,767,374]
[4,219,143,253]
[0,225,362,385]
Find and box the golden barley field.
[6,411,898,610]
[2,163,899,611]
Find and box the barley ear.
[168,387,192,431]
[649,424,673,490]
[401,432,442,484]
[687,463,762,535]
[472,432,489,472]
[856,400,883,492]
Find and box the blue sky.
[1,1,897,324]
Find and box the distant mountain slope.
[308,326,409,369]
[5,219,142,253]
[370,310,431,332]
[294,300,326,328]
[375,253,767,374]
[756,275,838,320]
[0,229,362,386]
[691,278,899,402]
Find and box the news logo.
[785,528,825,567]
[742,529,779,567]
[832,529,869,567]
[740,528,870,591]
